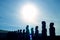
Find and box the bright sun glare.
[20,3,39,25]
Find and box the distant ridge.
[0,30,9,33]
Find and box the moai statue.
[26,25,29,35]
[35,26,39,36]
[42,21,47,37]
[31,28,34,40]
[35,26,39,40]
[23,29,25,34]
[18,29,23,40]
[49,22,55,37]
[31,28,34,36]
[20,29,22,34]
[18,30,19,33]
[23,29,26,40]
[26,25,30,40]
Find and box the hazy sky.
[0,0,60,35]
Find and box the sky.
[0,0,60,35]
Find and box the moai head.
[42,21,46,28]
[35,26,38,30]
[20,29,22,33]
[26,25,29,29]
[42,21,46,25]
[50,22,54,28]
[23,29,25,33]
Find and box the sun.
[20,3,39,24]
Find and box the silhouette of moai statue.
[26,25,30,40]
[49,22,55,37]
[20,29,22,34]
[35,26,39,40]
[42,21,47,37]
[35,26,39,36]
[31,28,34,40]
[18,30,20,33]
[23,29,26,40]
[23,29,25,34]
[26,25,29,35]
[31,28,34,36]
[18,29,23,40]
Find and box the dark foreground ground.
[0,32,60,40]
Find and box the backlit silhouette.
[0,21,60,40]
